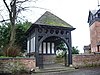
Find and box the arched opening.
[38,36,70,68]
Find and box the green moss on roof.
[35,11,73,28]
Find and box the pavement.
[34,63,75,73]
[35,67,75,73]
[30,63,100,75]
[32,67,100,75]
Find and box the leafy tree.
[0,24,10,48]
[15,21,31,52]
[56,41,67,51]
[56,40,79,54]
[0,0,38,49]
[72,46,79,54]
[0,21,31,52]
[56,41,67,58]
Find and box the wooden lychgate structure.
[26,11,75,68]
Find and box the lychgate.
[26,11,75,68]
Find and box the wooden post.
[35,28,39,68]
[68,31,72,66]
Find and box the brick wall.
[72,54,100,67]
[1,55,100,70]
[0,58,36,71]
[90,21,100,52]
[43,55,56,64]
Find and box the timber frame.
[26,23,75,68]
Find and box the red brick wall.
[90,21,100,52]
[72,54,100,67]
[0,58,36,70]
[43,55,56,64]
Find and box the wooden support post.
[64,51,67,66]
[35,28,40,68]
[29,35,31,58]
[68,31,72,66]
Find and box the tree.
[15,21,31,52]
[0,0,38,49]
[0,21,31,52]
[72,46,79,54]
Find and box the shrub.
[3,45,21,57]
[56,49,65,58]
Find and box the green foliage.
[56,40,79,55]
[0,49,4,56]
[56,41,67,51]
[56,50,65,58]
[0,56,11,58]
[56,41,67,58]
[72,46,79,54]
[15,21,31,52]
[0,21,31,53]
[0,24,10,49]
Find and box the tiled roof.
[35,11,73,28]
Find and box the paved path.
[32,67,100,75]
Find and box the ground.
[32,67,100,75]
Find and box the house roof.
[90,10,97,15]
[34,11,73,28]
[87,9,100,25]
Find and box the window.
[27,39,29,53]
[39,44,42,53]
[52,43,55,54]
[47,42,50,54]
[31,37,35,52]
[43,42,46,54]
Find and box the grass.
[0,56,11,58]
[0,56,25,58]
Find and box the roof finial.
[98,0,100,7]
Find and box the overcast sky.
[29,0,99,53]
[0,0,99,53]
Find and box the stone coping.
[0,57,35,60]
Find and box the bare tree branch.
[0,13,5,21]
[30,6,49,10]
[17,7,30,12]
[0,13,10,23]
[0,19,10,22]
[3,0,11,13]
[16,0,38,3]
[16,0,29,3]
[1,0,46,48]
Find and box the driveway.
[32,67,100,75]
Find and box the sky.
[27,0,99,53]
[0,0,99,53]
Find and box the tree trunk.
[9,0,16,47]
[9,24,16,47]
